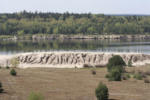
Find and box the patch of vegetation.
[6,66,10,69]
[83,64,93,68]
[106,68,122,81]
[10,69,17,76]
[128,59,132,67]
[144,78,150,83]
[106,55,126,81]
[1,11,150,35]
[122,73,131,80]
[133,73,143,80]
[28,92,44,100]
[0,82,4,93]
[107,55,126,72]
[91,69,96,75]
[95,82,109,100]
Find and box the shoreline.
[1,34,150,40]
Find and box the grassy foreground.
[0,67,150,100]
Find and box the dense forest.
[0,11,150,35]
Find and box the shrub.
[122,74,131,80]
[6,66,10,69]
[122,76,127,80]
[133,73,143,80]
[106,68,122,81]
[10,69,17,76]
[95,82,109,100]
[144,78,150,83]
[0,82,4,93]
[105,74,109,78]
[83,64,93,68]
[28,92,44,100]
[107,55,126,72]
[91,70,96,75]
[126,74,131,78]
[128,59,132,67]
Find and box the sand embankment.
[0,52,150,68]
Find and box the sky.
[0,0,150,14]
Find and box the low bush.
[122,76,127,80]
[105,74,109,78]
[10,69,17,76]
[83,64,93,68]
[133,73,143,80]
[91,70,96,75]
[128,59,132,67]
[107,55,126,72]
[0,82,4,93]
[28,92,44,100]
[95,82,109,100]
[122,74,131,80]
[106,68,122,81]
[6,66,10,69]
[144,78,150,83]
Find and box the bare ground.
[0,67,150,100]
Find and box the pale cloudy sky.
[0,0,150,14]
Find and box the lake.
[0,39,150,55]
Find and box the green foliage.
[106,68,122,81]
[83,64,93,68]
[17,30,24,36]
[10,69,17,76]
[0,82,2,88]
[28,92,44,100]
[95,82,109,100]
[91,69,96,75]
[128,59,132,67]
[0,11,150,35]
[6,66,10,69]
[122,74,131,80]
[107,55,126,72]
[0,82,4,93]
[125,74,131,78]
[133,73,143,80]
[106,56,126,81]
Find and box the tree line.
[0,11,150,35]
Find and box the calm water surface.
[0,39,150,55]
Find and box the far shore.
[1,34,150,41]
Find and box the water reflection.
[0,39,150,55]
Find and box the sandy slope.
[0,52,150,68]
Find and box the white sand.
[0,52,150,68]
